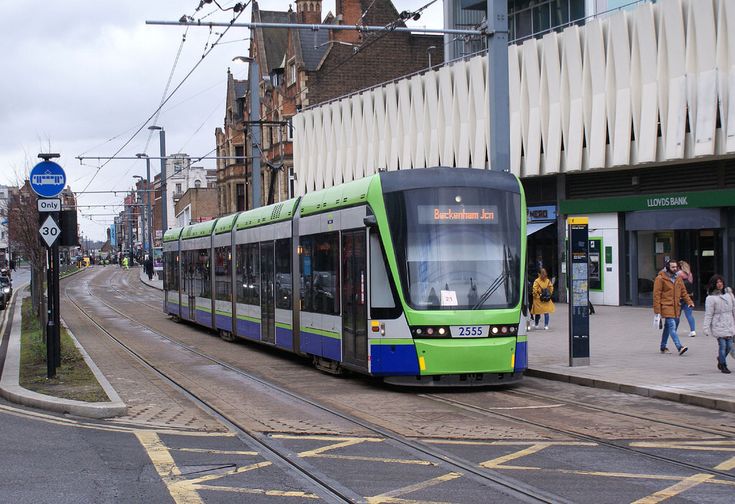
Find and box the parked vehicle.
[0,276,11,309]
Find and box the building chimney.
[296,0,322,25]
[334,0,362,44]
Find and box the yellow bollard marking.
[366,472,462,504]
[135,430,204,504]
[631,473,714,504]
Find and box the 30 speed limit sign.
[39,215,61,247]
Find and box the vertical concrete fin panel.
[657,0,687,160]
[397,78,413,168]
[508,45,522,175]
[521,39,542,176]
[438,64,455,167]
[410,74,426,169]
[452,60,471,167]
[561,25,584,172]
[423,70,440,167]
[469,55,487,168]
[631,2,658,163]
[606,10,632,166]
[351,93,365,180]
[582,19,607,169]
[385,82,400,171]
[540,32,562,174]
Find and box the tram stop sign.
[30,161,66,198]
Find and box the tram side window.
[275,238,291,309]
[182,251,191,294]
[236,243,260,305]
[193,248,211,298]
[214,246,231,302]
[369,232,396,310]
[164,251,179,291]
[300,232,339,315]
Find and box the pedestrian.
[653,259,693,355]
[702,274,735,374]
[531,268,554,330]
[145,255,153,281]
[678,260,697,337]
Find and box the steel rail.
[69,269,564,504]
[421,394,735,483]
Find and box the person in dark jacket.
[653,260,694,355]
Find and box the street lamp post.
[133,175,147,254]
[148,125,167,241]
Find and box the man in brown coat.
[653,260,694,355]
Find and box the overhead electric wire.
[76,3,248,197]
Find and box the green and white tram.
[163,167,527,386]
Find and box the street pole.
[249,60,261,208]
[158,129,167,234]
[127,206,133,262]
[487,0,510,171]
[146,157,152,253]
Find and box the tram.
[163,167,528,386]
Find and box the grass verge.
[19,297,109,402]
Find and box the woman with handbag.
[702,274,735,374]
[531,268,555,330]
[678,260,697,337]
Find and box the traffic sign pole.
[33,155,66,378]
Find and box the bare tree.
[8,182,45,318]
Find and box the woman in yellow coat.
[532,268,555,330]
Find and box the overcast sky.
[0,0,442,241]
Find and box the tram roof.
[214,213,239,234]
[235,198,299,230]
[299,175,375,217]
[181,219,218,240]
[162,227,183,242]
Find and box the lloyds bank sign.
[560,188,735,215]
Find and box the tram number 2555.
[452,326,488,338]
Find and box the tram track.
[72,268,735,498]
[504,388,735,440]
[421,394,735,483]
[64,271,566,503]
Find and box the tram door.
[260,241,276,344]
[185,252,195,320]
[342,230,368,367]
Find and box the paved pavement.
[526,302,735,412]
[1,266,733,417]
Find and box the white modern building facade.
[293,0,735,306]
[164,154,216,230]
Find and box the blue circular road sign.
[30,161,66,198]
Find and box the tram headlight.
[491,326,499,335]
[438,327,446,335]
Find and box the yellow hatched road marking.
[135,431,203,504]
[314,453,433,465]
[714,456,735,471]
[631,473,714,504]
[182,461,273,486]
[298,438,373,457]
[173,447,259,456]
[272,434,382,442]
[192,485,319,498]
[366,472,463,504]
[481,443,555,469]
[425,439,596,447]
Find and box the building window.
[509,0,586,43]
[235,145,244,164]
[195,179,202,188]
[288,61,296,86]
[288,167,295,199]
[236,183,245,211]
[286,118,293,142]
[176,183,182,194]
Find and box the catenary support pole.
[487,0,510,171]
[250,59,261,209]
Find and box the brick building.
[215,71,248,216]
[217,0,443,211]
[175,187,219,227]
